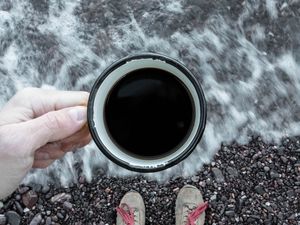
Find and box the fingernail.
[68,107,87,123]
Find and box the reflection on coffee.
[104,68,194,158]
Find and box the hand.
[0,88,91,199]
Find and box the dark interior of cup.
[104,67,195,159]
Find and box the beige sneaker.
[175,185,208,225]
[116,191,145,225]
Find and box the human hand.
[0,88,91,199]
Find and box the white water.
[0,0,299,185]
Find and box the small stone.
[57,212,64,220]
[29,213,42,225]
[264,166,270,172]
[23,208,30,213]
[78,176,85,184]
[45,217,51,225]
[280,156,288,163]
[173,187,180,193]
[270,171,280,179]
[225,210,235,217]
[22,190,38,209]
[212,168,225,183]
[227,167,239,177]
[191,176,199,182]
[42,185,50,194]
[51,215,58,222]
[18,187,29,194]
[31,184,42,193]
[15,195,21,201]
[51,193,71,203]
[63,201,73,211]
[0,202,3,209]
[105,188,111,193]
[14,201,23,215]
[210,194,217,201]
[5,211,21,225]
[199,181,206,187]
[254,185,265,194]
[0,214,6,225]
[286,190,295,198]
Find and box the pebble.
[172,187,179,193]
[22,190,38,209]
[42,185,50,194]
[264,166,270,172]
[254,185,265,194]
[18,187,29,194]
[51,193,71,203]
[0,202,3,209]
[199,181,206,187]
[57,213,64,220]
[280,156,288,163]
[5,211,21,225]
[63,201,73,211]
[29,213,42,225]
[14,201,23,215]
[226,167,239,177]
[0,215,6,225]
[45,217,51,225]
[212,168,225,183]
[270,171,280,179]
[191,176,200,182]
[225,210,235,217]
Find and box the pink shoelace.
[116,203,135,225]
[186,202,209,225]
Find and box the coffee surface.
[105,68,194,157]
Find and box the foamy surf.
[0,0,299,186]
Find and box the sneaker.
[116,191,145,225]
[175,185,208,225]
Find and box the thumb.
[22,106,88,152]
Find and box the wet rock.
[0,202,3,209]
[270,171,280,179]
[172,187,179,193]
[225,210,235,217]
[226,166,239,177]
[42,185,50,194]
[45,217,51,225]
[51,193,71,203]
[191,176,200,182]
[0,214,6,225]
[29,213,42,225]
[22,190,38,209]
[280,156,288,163]
[14,201,23,215]
[18,187,29,194]
[254,185,265,194]
[212,168,225,183]
[5,211,21,225]
[63,201,73,211]
[57,212,64,220]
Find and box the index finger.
[2,87,89,119]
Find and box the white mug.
[88,53,206,172]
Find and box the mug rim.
[87,52,207,172]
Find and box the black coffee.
[104,68,194,158]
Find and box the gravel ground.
[0,137,299,225]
